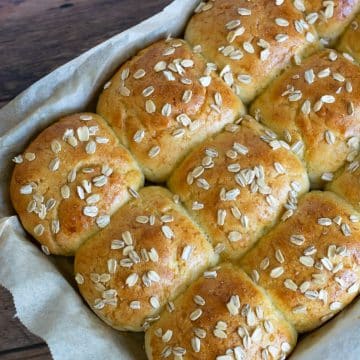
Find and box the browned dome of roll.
[327,153,360,212]
[337,12,360,63]
[185,0,319,104]
[145,263,297,360]
[10,113,144,256]
[97,38,245,182]
[240,191,360,333]
[168,115,309,260]
[250,49,360,188]
[74,186,218,332]
[301,0,360,43]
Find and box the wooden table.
[0,1,171,359]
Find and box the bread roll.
[250,49,360,188]
[74,186,218,332]
[327,153,360,212]
[337,13,360,63]
[168,116,309,260]
[301,0,360,42]
[10,113,143,256]
[240,191,360,333]
[185,0,319,104]
[145,263,297,360]
[97,38,245,182]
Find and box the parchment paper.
[0,1,359,359]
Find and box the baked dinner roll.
[240,191,360,333]
[145,263,297,360]
[337,13,360,63]
[10,113,143,256]
[168,116,309,260]
[301,0,360,43]
[185,0,319,104]
[327,154,360,212]
[74,186,218,332]
[97,38,245,183]
[250,49,360,188]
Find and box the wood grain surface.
[0,1,172,359]
[0,0,172,107]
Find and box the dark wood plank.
[0,286,44,353]
[0,1,172,358]
[0,344,50,360]
[0,0,172,105]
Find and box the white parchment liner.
[0,1,359,359]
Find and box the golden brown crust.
[168,116,309,260]
[240,191,360,333]
[74,186,218,332]
[302,0,360,41]
[250,49,360,188]
[337,13,360,63]
[327,154,360,212]
[10,113,144,256]
[145,263,297,360]
[185,0,319,104]
[97,38,245,182]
